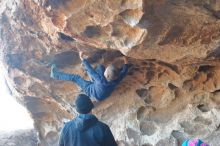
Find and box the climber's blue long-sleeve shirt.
[51,59,128,100]
[59,114,117,146]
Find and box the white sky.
[0,68,34,132]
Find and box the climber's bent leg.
[71,75,92,90]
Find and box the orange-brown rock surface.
[0,0,220,146]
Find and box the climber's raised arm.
[113,56,129,83]
[79,51,100,81]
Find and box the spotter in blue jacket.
[59,114,117,146]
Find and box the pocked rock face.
[0,0,220,146]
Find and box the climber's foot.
[50,64,57,78]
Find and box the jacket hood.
[75,114,98,131]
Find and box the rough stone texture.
[0,129,38,146]
[0,0,220,146]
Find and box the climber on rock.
[50,51,129,101]
[59,94,117,146]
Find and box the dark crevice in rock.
[213,11,220,19]
[198,65,214,72]
[182,80,193,91]
[144,98,152,104]
[58,32,75,41]
[136,88,152,104]
[216,124,220,131]
[207,46,220,58]
[136,88,148,98]
[168,83,178,90]
[204,4,220,19]
[197,104,210,112]
[211,89,220,93]
[83,26,101,38]
[137,106,155,121]
[13,77,25,86]
[142,144,153,146]
[53,51,80,68]
[88,49,106,63]
[145,70,155,83]
[88,49,123,63]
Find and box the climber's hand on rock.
[79,51,88,61]
[79,51,83,60]
[123,56,128,64]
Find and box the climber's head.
[75,94,94,114]
[104,64,118,81]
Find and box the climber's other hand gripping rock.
[79,51,89,61]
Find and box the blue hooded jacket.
[59,114,117,146]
